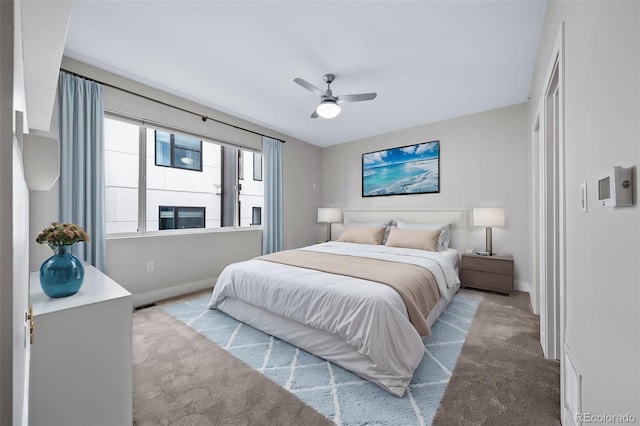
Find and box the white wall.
[529,0,639,417]
[29,96,61,272]
[107,229,262,306]
[322,103,531,291]
[283,133,324,249]
[29,58,324,305]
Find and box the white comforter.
[208,242,460,395]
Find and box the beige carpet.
[133,290,560,425]
[132,307,332,426]
[433,290,561,425]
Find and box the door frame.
[536,22,567,421]
[530,110,541,318]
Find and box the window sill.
[106,226,262,241]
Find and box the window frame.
[104,112,264,237]
[252,206,262,226]
[159,206,206,230]
[104,109,264,239]
[253,152,263,182]
[154,130,203,172]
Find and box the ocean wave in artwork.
[363,158,439,196]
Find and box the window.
[253,152,262,181]
[104,116,264,235]
[252,207,262,226]
[238,149,264,227]
[238,150,244,180]
[104,117,139,234]
[159,206,205,230]
[155,130,202,171]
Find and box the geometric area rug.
[164,293,480,426]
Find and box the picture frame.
[362,140,440,197]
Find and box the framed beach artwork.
[362,140,440,197]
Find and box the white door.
[13,120,31,424]
[13,136,31,424]
[1,2,31,420]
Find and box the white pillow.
[396,221,452,251]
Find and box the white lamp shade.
[317,207,342,223]
[473,207,505,227]
[316,100,341,119]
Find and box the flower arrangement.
[36,222,90,249]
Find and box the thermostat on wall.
[596,166,633,207]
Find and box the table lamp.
[473,207,505,256]
[317,207,342,241]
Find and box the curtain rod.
[59,69,285,144]
[106,110,261,154]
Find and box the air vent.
[563,343,582,425]
[134,303,156,311]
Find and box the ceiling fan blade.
[337,93,377,104]
[294,78,326,97]
[310,108,319,119]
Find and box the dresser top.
[30,264,131,316]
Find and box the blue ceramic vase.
[39,245,84,298]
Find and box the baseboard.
[515,280,535,312]
[132,278,214,308]
[529,281,539,315]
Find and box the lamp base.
[485,226,494,256]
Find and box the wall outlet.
[146,261,154,272]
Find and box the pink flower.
[35,222,90,250]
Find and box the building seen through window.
[159,206,206,230]
[155,131,202,171]
[104,116,263,234]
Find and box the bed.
[208,209,467,397]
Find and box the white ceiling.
[64,1,545,147]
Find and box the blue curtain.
[58,72,107,272]
[262,137,283,254]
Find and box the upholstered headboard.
[342,209,468,253]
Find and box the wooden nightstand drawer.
[462,256,513,275]
[461,254,514,294]
[461,270,513,294]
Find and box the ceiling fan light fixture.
[316,100,341,119]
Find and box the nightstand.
[461,253,514,294]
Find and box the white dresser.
[29,264,133,426]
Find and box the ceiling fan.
[294,74,377,119]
